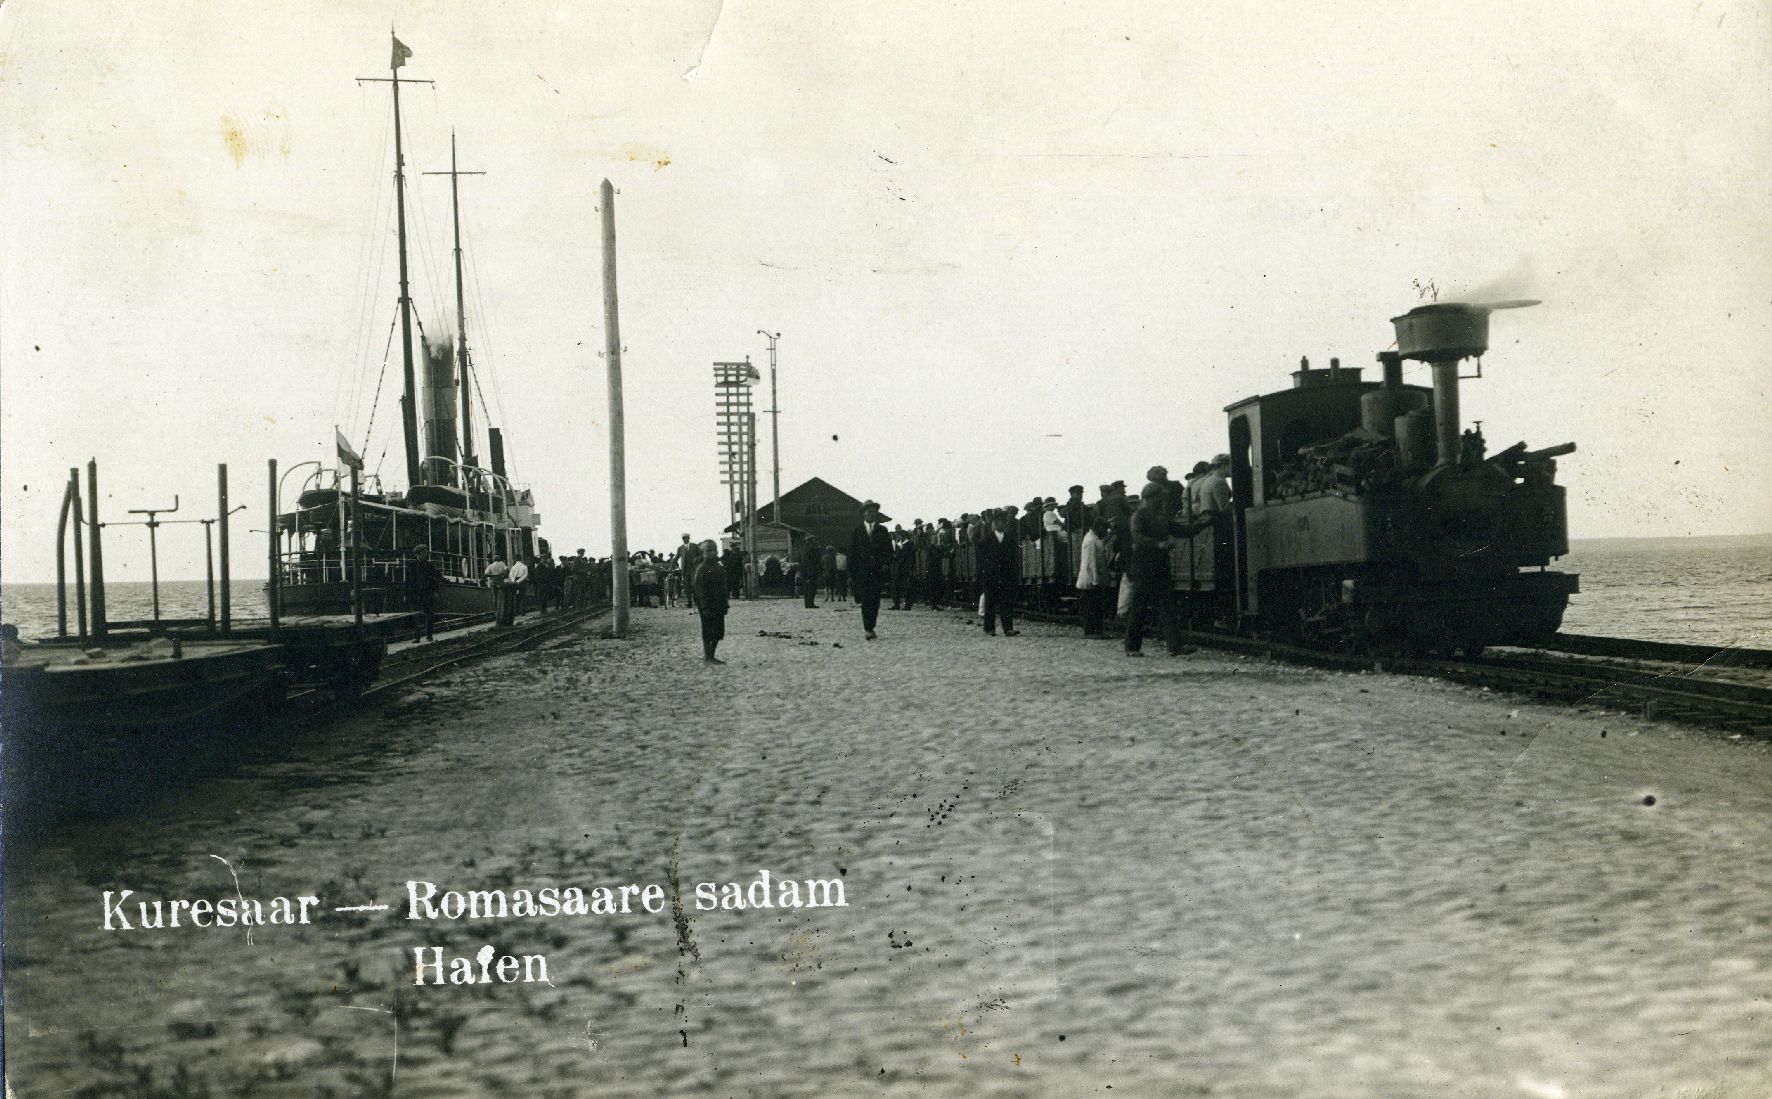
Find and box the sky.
[3,0,1769,584]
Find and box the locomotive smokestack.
[1378,350,1402,389]
[1391,304,1490,467]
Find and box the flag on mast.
[336,428,365,472]
[391,34,412,70]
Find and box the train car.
[1218,303,1577,653]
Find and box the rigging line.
[402,113,451,333]
[406,170,443,330]
[469,353,499,465]
[465,247,512,477]
[339,106,394,432]
[361,314,399,454]
[462,221,511,434]
[350,126,396,431]
[458,219,499,439]
[358,197,397,436]
[347,186,396,440]
[333,101,391,432]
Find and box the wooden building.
[725,476,890,556]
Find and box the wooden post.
[87,459,107,640]
[601,178,630,638]
[268,458,280,632]
[350,465,364,631]
[203,521,217,630]
[55,475,73,636]
[71,468,87,641]
[218,463,231,635]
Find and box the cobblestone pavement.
[6,599,1772,1097]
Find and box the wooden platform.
[3,638,288,732]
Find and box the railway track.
[282,602,612,706]
[360,602,612,699]
[1014,607,1772,733]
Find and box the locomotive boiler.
[1206,302,1578,653]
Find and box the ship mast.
[426,132,483,475]
[358,33,431,489]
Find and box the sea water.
[4,536,1768,647]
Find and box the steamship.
[271,35,544,619]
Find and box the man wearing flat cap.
[1196,454,1232,517]
[847,500,893,639]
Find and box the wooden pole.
[218,463,231,634]
[350,465,364,631]
[745,410,759,598]
[55,475,72,636]
[71,468,87,641]
[203,521,216,630]
[87,459,107,640]
[267,458,280,632]
[601,178,630,638]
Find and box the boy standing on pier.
[694,539,730,664]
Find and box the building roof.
[722,476,890,534]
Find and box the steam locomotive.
[955,302,1578,655]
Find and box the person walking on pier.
[798,536,823,608]
[848,500,892,640]
[693,539,730,664]
[676,535,702,611]
[978,509,1021,636]
[405,545,440,642]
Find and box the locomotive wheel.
[1296,573,1350,650]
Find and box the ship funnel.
[422,333,459,485]
[488,427,507,483]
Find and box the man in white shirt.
[507,556,531,621]
[486,557,511,626]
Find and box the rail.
[1011,606,1772,734]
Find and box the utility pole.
[758,330,781,533]
[746,409,759,598]
[601,179,630,638]
[217,463,231,635]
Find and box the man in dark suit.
[405,545,441,642]
[847,500,893,639]
[692,539,730,663]
[977,509,1022,637]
